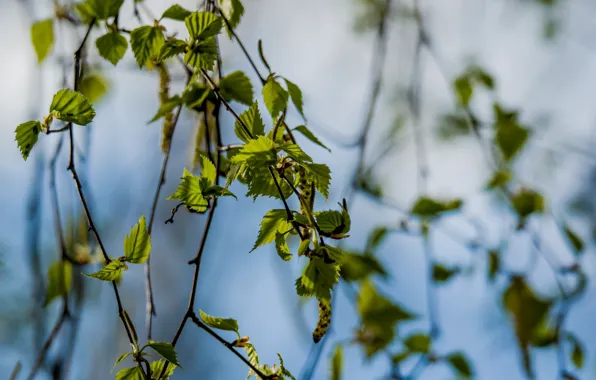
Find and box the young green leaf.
[184,38,218,70]
[567,333,584,369]
[113,352,132,370]
[410,196,462,218]
[340,253,387,282]
[454,76,473,106]
[486,170,511,190]
[511,188,544,219]
[488,250,500,282]
[262,78,288,118]
[446,352,473,377]
[275,232,292,261]
[218,0,245,36]
[130,25,165,68]
[243,343,260,379]
[295,258,340,301]
[157,39,188,63]
[15,121,42,160]
[302,162,331,199]
[148,95,183,124]
[316,210,345,234]
[366,227,388,251]
[31,19,54,63]
[123,215,151,264]
[252,209,293,251]
[144,342,182,368]
[563,224,584,255]
[49,89,96,125]
[284,78,305,119]
[277,353,296,380]
[235,102,265,142]
[293,125,330,152]
[199,310,240,337]
[185,11,222,40]
[44,260,73,307]
[80,74,109,104]
[403,333,431,353]
[220,71,254,106]
[231,135,277,167]
[330,345,343,380]
[281,144,312,164]
[432,264,459,284]
[161,4,192,21]
[150,360,176,379]
[496,122,529,162]
[96,31,128,65]
[115,366,144,380]
[84,260,127,282]
[167,168,208,212]
[87,0,125,20]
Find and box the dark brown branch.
[26,306,69,380]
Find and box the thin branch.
[26,306,69,380]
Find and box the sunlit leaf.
[293,125,330,152]
[161,4,192,21]
[96,31,128,65]
[220,71,253,106]
[31,19,54,63]
[49,89,96,125]
[199,310,240,338]
[144,342,182,368]
[185,11,222,40]
[15,121,42,160]
[115,366,144,380]
[130,25,165,68]
[84,260,127,282]
[262,78,288,118]
[284,78,305,119]
[167,168,208,212]
[275,232,292,261]
[123,215,151,264]
[235,102,265,142]
[252,209,293,251]
[330,345,343,380]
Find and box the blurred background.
[2,0,596,379]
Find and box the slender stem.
[26,306,69,380]
[145,104,185,340]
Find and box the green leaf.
[87,0,125,20]
[150,360,176,379]
[44,260,72,307]
[80,74,109,104]
[302,163,331,199]
[144,342,182,368]
[316,210,345,234]
[31,19,54,63]
[218,0,245,37]
[243,343,260,379]
[184,38,218,70]
[410,196,462,218]
[235,102,265,142]
[277,353,296,380]
[446,352,473,377]
[220,71,254,106]
[262,79,288,118]
[148,95,182,123]
[231,136,277,167]
[454,76,473,106]
[123,215,151,264]
[404,333,431,353]
[113,352,132,370]
[502,277,552,378]
[157,39,188,63]
[167,168,208,212]
[199,310,240,337]
[366,227,388,250]
[432,264,459,284]
[297,239,310,256]
[84,260,127,281]
[340,253,387,282]
[130,25,165,68]
[115,366,144,380]
[252,209,293,251]
[330,345,343,380]
[275,232,292,261]
[357,280,416,357]
[486,170,511,190]
[563,224,584,255]
[284,78,305,119]
[281,144,312,164]
[75,2,96,24]
[15,121,42,160]
[511,188,544,219]
[293,125,330,152]
[295,258,339,301]
[199,155,217,184]
[49,89,96,125]
[185,11,222,40]
[567,333,584,369]
[161,4,192,21]
[96,31,128,65]
[496,122,529,162]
